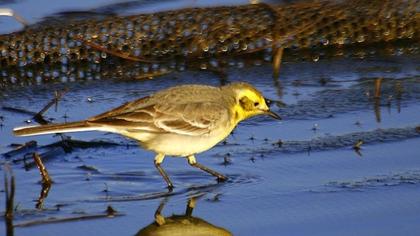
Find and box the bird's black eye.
[254,102,259,107]
[265,98,272,107]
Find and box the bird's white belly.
[144,132,226,156]
[118,122,234,156]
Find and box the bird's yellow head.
[223,82,281,123]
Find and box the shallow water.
[1,1,420,236]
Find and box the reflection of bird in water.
[136,197,232,236]
[13,82,281,189]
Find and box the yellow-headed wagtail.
[14,82,281,189]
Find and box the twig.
[3,164,15,236]
[353,139,364,157]
[33,89,73,149]
[95,190,175,202]
[77,36,163,63]
[353,139,364,150]
[133,70,173,80]
[30,152,53,209]
[272,47,284,79]
[3,89,67,125]
[374,97,381,123]
[4,165,15,219]
[32,153,53,185]
[2,106,37,116]
[35,183,51,209]
[14,147,64,169]
[3,141,37,158]
[14,206,122,227]
[374,78,383,98]
[6,139,126,166]
[37,90,68,117]
[34,89,68,125]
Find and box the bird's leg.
[187,155,228,182]
[154,154,174,190]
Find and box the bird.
[13,82,281,189]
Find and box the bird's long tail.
[13,121,98,137]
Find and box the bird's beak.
[265,110,282,120]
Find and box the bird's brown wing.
[88,101,230,136]
[89,96,152,121]
[154,102,230,136]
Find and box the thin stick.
[373,78,383,123]
[4,165,15,219]
[2,106,37,116]
[374,78,383,98]
[353,139,364,150]
[3,141,37,158]
[95,190,174,202]
[3,89,67,125]
[33,153,53,184]
[35,183,52,209]
[35,89,68,121]
[14,210,123,227]
[353,139,363,157]
[77,36,163,63]
[134,70,172,80]
[34,89,73,144]
[3,164,15,236]
[374,98,381,123]
[272,47,284,79]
